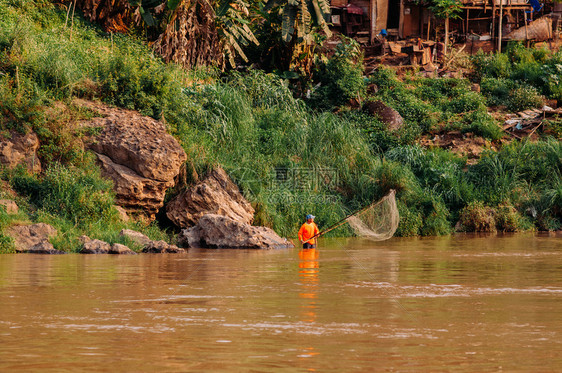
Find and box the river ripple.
[0,233,561,372]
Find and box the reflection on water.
[299,248,319,323]
[0,234,561,372]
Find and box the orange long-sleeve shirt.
[298,222,319,245]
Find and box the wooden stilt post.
[523,8,529,47]
[427,15,431,40]
[498,0,504,52]
[370,0,377,44]
[466,8,470,36]
[492,2,496,50]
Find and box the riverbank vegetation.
[1,0,561,252]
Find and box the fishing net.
[347,190,399,241]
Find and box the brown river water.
[0,233,561,372]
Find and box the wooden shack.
[330,0,429,42]
[330,0,554,51]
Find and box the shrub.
[0,207,16,253]
[444,91,486,114]
[480,77,514,107]
[471,50,511,81]
[369,67,400,90]
[459,201,496,232]
[373,159,421,196]
[311,40,366,109]
[395,200,423,236]
[463,111,503,141]
[345,111,418,154]
[10,157,116,226]
[495,203,531,232]
[506,86,544,112]
[543,116,562,138]
[0,76,47,134]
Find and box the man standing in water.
[298,214,320,249]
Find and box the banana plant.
[215,0,260,66]
[149,0,258,68]
[263,0,331,43]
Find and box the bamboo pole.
[427,15,431,40]
[498,0,504,52]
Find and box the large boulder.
[80,100,187,220]
[166,168,254,228]
[363,100,404,131]
[178,214,294,250]
[7,223,58,253]
[94,153,178,219]
[0,131,41,173]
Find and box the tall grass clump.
[468,149,521,205]
[386,145,474,210]
[9,156,116,226]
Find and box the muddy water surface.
[0,233,561,372]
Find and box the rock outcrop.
[27,241,64,254]
[0,131,41,173]
[114,205,129,222]
[363,100,404,131]
[109,243,136,255]
[7,223,59,253]
[166,168,255,228]
[178,214,294,250]
[79,235,137,254]
[0,199,18,214]
[119,229,184,253]
[80,239,111,254]
[80,101,187,220]
[142,240,185,253]
[119,229,152,247]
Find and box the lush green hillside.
[1,0,561,252]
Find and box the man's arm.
[298,225,305,243]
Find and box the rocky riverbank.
[2,101,293,253]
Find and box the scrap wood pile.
[376,38,440,71]
[366,37,468,74]
[502,106,561,139]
